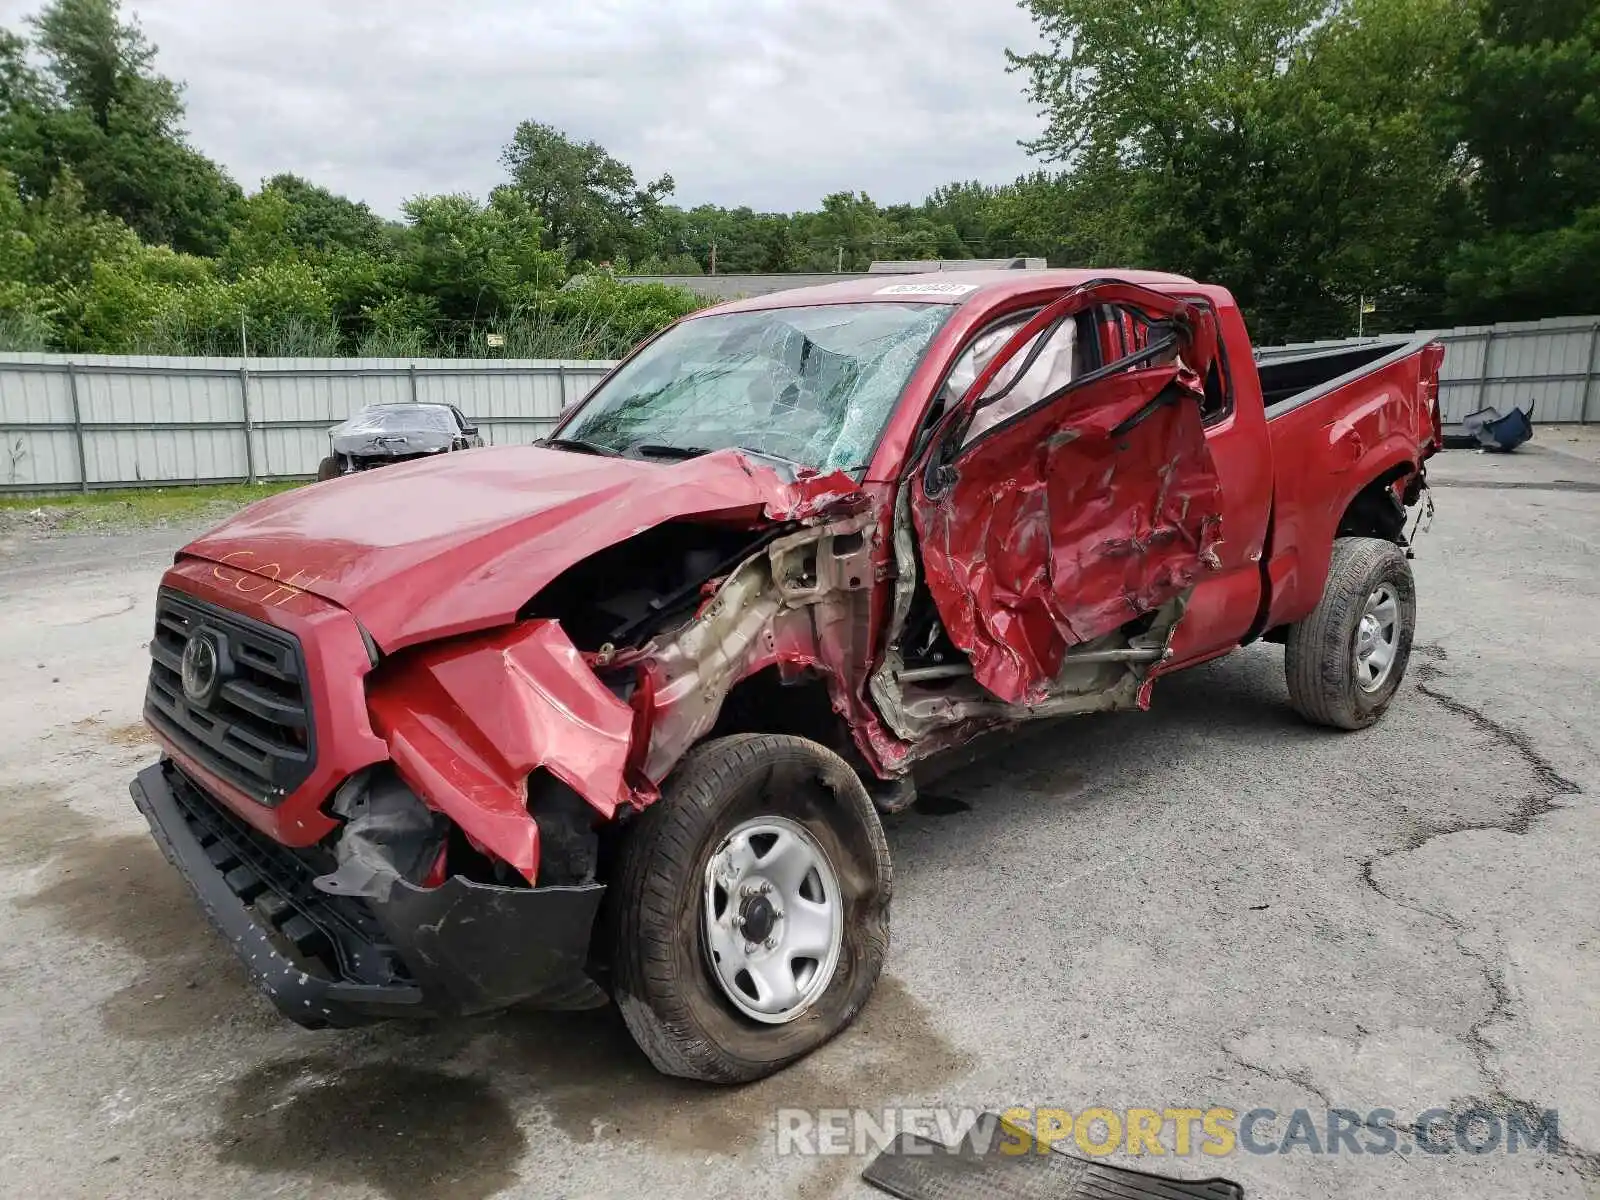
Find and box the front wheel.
[607,734,891,1082]
[1285,536,1417,730]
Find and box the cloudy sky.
[2,0,1049,216]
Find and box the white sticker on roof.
[874,282,980,296]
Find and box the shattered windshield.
[557,303,952,473]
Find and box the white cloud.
[0,0,1047,214]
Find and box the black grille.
[163,765,412,989]
[145,588,315,805]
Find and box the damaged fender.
[628,511,882,781]
[361,485,878,883]
[365,619,635,883]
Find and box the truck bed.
[1251,334,1444,633]
[1255,336,1440,418]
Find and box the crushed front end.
[131,761,605,1026]
[129,460,889,1030]
[132,568,610,1028]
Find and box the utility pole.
[238,312,256,484]
[710,237,717,276]
[836,245,844,273]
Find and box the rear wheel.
[315,455,340,481]
[607,734,891,1082]
[1285,536,1417,729]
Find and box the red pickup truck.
[131,270,1443,1082]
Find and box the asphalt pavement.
[0,435,1596,1199]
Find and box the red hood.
[181,445,859,651]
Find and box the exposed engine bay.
[520,521,778,653]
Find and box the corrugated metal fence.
[1256,313,1600,426]
[5,311,1598,493]
[0,354,616,493]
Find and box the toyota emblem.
[180,632,220,704]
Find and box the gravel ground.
[0,440,1596,1200]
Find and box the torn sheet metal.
[621,512,883,781]
[313,770,448,902]
[365,619,635,883]
[912,365,1224,706]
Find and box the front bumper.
[131,761,607,1029]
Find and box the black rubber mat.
[862,1113,1244,1200]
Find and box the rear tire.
[607,734,891,1082]
[315,455,340,481]
[1285,536,1416,730]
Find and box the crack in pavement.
[1354,650,1596,1177]
[1219,1042,1334,1110]
[1218,1042,1427,1173]
[1414,684,1580,831]
[60,595,138,627]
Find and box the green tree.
[221,187,296,273]
[399,187,567,327]
[501,121,674,264]
[19,166,142,288]
[254,173,393,255]
[218,175,405,344]
[1010,0,1472,340]
[0,28,56,204]
[921,182,1004,259]
[788,192,898,270]
[0,165,148,348]
[1445,0,1600,320]
[633,203,804,274]
[0,169,42,329]
[543,272,703,354]
[0,0,238,254]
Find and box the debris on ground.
[1453,402,1536,451]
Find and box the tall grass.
[93,310,644,360]
[131,314,344,357]
[0,311,53,352]
[5,298,701,360]
[463,309,634,359]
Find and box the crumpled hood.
[182,445,860,651]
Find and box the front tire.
[315,455,340,481]
[1285,536,1417,730]
[607,734,891,1082]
